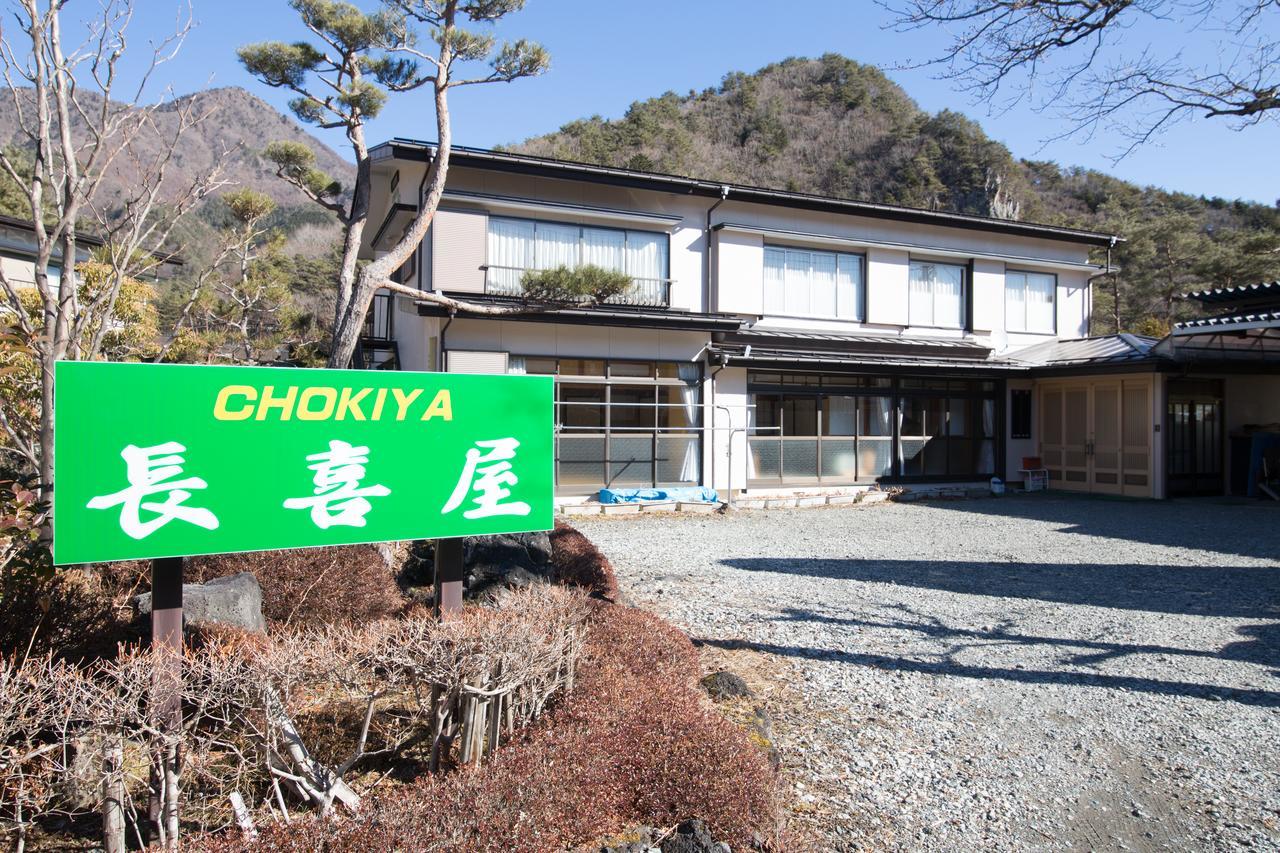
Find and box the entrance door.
[1091,382,1123,494]
[1167,380,1223,496]
[1039,378,1153,497]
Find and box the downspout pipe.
[1086,236,1118,336]
[438,312,454,372]
[704,185,730,313]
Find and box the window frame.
[1004,268,1058,335]
[762,243,866,322]
[514,356,703,493]
[485,214,672,284]
[907,257,967,330]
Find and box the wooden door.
[1060,385,1091,491]
[1090,382,1123,494]
[1121,380,1153,497]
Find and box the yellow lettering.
[213,385,257,421]
[255,385,298,421]
[421,389,453,421]
[371,387,388,420]
[392,387,423,421]
[297,387,338,421]
[337,387,371,420]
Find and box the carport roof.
[1003,334,1164,368]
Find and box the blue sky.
[111,0,1276,205]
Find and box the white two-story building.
[359,140,1280,501]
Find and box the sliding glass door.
[748,372,1000,485]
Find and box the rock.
[750,705,782,772]
[463,531,553,597]
[133,572,266,633]
[397,532,555,601]
[700,670,754,701]
[661,820,721,853]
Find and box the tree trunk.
[102,739,126,853]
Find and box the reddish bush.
[549,522,620,601]
[186,545,405,628]
[189,600,780,853]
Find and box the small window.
[523,357,557,375]
[559,358,606,377]
[1011,389,1032,439]
[908,260,965,328]
[610,361,654,378]
[1006,271,1056,333]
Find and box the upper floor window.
[763,246,864,320]
[1005,270,1056,333]
[908,260,965,329]
[486,216,669,304]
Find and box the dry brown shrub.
[0,567,126,660]
[549,522,620,600]
[186,545,406,628]
[187,600,782,853]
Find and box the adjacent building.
[359,140,1280,500]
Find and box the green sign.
[53,362,554,564]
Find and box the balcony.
[484,265,672,308]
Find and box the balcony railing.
[484,265,672,308]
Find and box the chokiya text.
[212,384,453,422]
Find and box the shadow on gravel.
[921,494,1280,561]
[772,606,1280,673]
[718,557,1280,618]
[694,636,1280,708]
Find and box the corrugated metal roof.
[1181,281,1280,305]
[708,343,1017,371]
[730,327,990,350]
[1004,334,1161,367]
[1172,309,1280,334]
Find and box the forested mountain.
[510,55,1280,335]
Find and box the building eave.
[371,140,1121,248]
[414,293,746,332]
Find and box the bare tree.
[0,0,228,498]
[884,0,1280,154]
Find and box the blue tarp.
[598,487,720,504]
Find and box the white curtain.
[836,254,863,320]
[763,248,786,313]
[488,218,534,293]
[811,252,837,317]
[582,226,625,272]
[935,263,963,327]
[909,262,935,326]
[784,250,811,315]
[1026,272,1056,332]
[979,399,996,473]
[911,261,964,327]
[507,355,526,375]
[535,221,579,270]
[678,363,700,482]
[626,231,665,280]
[1006,271,1027,331]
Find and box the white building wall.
[707,366,749,495]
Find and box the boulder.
[700,670,755,701]
[660,820,725,853]
[133,572,266,633]
[397,532,556,601]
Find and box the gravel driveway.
[574,495,1280,852]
